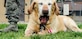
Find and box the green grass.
[0,24,82,39]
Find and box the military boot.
[0,22,18,32]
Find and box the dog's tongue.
[40,17,47,24]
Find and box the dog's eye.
[39,3,43,5]
[48,3,51,5]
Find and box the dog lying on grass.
[25,0,82,36]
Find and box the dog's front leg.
[25,28,34,36]
[38,30,48,35]
[25,24,40,36]
[25,24,35,36]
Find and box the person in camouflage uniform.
[0,0,21,32]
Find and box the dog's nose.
[42,5,48,15]
[42,10,48,16]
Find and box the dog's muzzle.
[39,10,49,24]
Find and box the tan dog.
[25,0,82,36]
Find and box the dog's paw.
[38,30,48,35]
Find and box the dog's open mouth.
[39,16,49,24]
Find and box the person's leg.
[0,0,19,32]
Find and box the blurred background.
[0,0,82,23]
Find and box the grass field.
[0,23,82,39]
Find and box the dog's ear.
[52,2,60,15]
[28,2,36,14]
